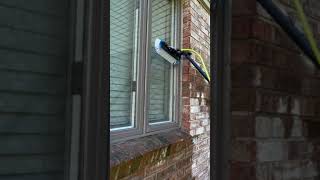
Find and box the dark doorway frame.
[77,0,108,179]
[211,0,232,180]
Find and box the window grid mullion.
[142,0,152,134]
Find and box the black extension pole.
[183,53,210,82]
[257,0,320,69]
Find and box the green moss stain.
[110,165,120,180]
[110,134,193,179]
[130,155,143,173]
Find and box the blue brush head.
[154,38,180,65]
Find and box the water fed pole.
[257,0,320,69]
[154,38,210,82]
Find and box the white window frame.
[110,0,181,143]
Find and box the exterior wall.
[0,1,70,179]
[110,0,211,179]
[110,130,194,180]
[231,0,320,179]
[181,0,211,178]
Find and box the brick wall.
[181,0,211,179]
[109,0,211,179]
[231,0,320,179]
[110,130,194,180]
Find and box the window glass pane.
[110,0,139,129]
[148,0,174,124]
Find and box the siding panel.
[0,27,66,56]
[0,6,67,37]
[0,173,63,180]
[0,93,65,115]
[0,0,68,16]
[0,115,64,134]
[0,155,64,174]
[0,49,66,75]
[0,135,64,154]
[0,71,65,95]
[0,1,69,179]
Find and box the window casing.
[110,0,181,142]
[110,0,139,130]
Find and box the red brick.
[232,17,252,39]
[231,140,257,162]
[305,120,320,138]
[232,115,255,138]
[301,98,317,117]
[252,19,266,40]
[182,74,190,82]
[288,141,311,160]
[230,162,256,180]
[230,0,320,179]
[231,88,256,111]
[250,42,273,65]
[231,40,253,65]
[232,0,257,16]
[255,90,291,114]
[182,97,190,106]
[231,65,259,88]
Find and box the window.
[110,0,180,141]
[148,0,174,124]
[110,0,139,130]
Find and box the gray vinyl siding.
[148,0,172,123]
[110,0,137,129]
[0,0,69,179]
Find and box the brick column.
[231,0,320,179]
[182,0,210,178]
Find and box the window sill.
[110,129,192,178]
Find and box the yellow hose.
[181,48,210,81]
[293,0,320,65]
